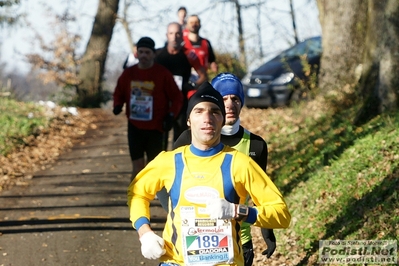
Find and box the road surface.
[0,111,166,266]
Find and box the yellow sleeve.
[126,151,175,229]
[233,151,291,229]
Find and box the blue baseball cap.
[211,73,245,107]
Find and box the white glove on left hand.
[139,231,166,260]
[205,198,235,219]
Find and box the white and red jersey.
[183,36,216,69]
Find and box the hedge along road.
[0,110,166,266]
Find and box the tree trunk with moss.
[76,0,119,107]
[317,0,399,124]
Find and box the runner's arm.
[206,39,218,72]
[185,50,208,86]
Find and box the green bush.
[0,98,48,156]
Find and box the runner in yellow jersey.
[173,73,277,265]
[127,82,291,266]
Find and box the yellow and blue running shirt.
[127,142,290,266]
[173,126,268,245]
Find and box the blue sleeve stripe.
[221,154,239,204]
[135,217,150,230]
[170,152,184,250]
[170,152,184,210]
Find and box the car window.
[278,37,321,59]
[306,38,322,57]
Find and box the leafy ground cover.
[240,100,399,265]
[0,98,105,191]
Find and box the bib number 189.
[196,235,220,248]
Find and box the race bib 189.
[181,218,234,265]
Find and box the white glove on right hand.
[205,198,236,219]
[139,231,166,260]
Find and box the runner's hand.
[261,228,276,258]
[162,112,174,131]
[139,231,166,260]
[205,198,235,219]
[113,105,123,115]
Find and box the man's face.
[166,24,183,49]
[178,10,187,23]
[187,16,201,34]
[188,101,224,149]
[137,47,155,68]
[223,94,242,125]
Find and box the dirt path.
[0,110,166,266]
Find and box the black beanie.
[136,37,155,52]
[186,82,226,123]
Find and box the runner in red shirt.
[183,14,218,73]
[113,37,183,180]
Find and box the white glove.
[205,198,235,219]
[139,231,166,260]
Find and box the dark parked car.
[241,36,322,108]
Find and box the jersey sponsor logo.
[181,206,195,212]
[187,253,229,263]
[249,151,256,156]
[130,80,155,94]
[197,227,226,234]
[194,219,217,227]
[200,247,228,254]
[184,186,220,204]
[188,247,228,255]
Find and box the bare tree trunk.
[232,0,247,69]
[354,0,399,124]
[256,3,263,58]
[317,0,399,124]
[77,0,119,107]
[120,18,135,53]
[119,0,135,52]
[289,0,299,44]
[317,0,367,94]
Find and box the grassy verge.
[0,98,49,156]
[264,101,399,265]
[0,98,106,191]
